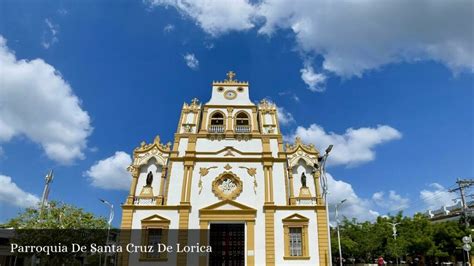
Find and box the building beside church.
[120,72,330,266]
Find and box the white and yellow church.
[120,72,330,266]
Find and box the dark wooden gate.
[209,224,245,266]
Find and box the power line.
[449,178,474,227]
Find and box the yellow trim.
[177,208,190,265]
[226,107,234,134]
[158,166,167,203]
[251,108,259,133]
[265,209,275,266]
[140,214,170,261]
[282,214,310,260]
[312,171,322,204]
[180,166,189,202]
[317,208,330,265]
[211,171,243,200]
[164,161,174,205]
[200,107,209,133]
[118,209,133,266]
[185,165,195,202]
[199,200,257,266]
[269,166,274,202]
[247,220,255,266]
[122,204,191,210]
[199,221,208,266]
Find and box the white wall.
[207,86,253,106]
[166,162,185,205]
[195,138,262,154]
[178,138,188,157]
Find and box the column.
[247,221,255,266]
[199,221,208,266]
[313,171,322,204]
[288,168,296,205]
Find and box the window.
[235,112,251,133]
[289,227,303,256]
[140,215,170,261]
[282,214,310,260]
[210,112,224,125]
[235,112,249,126]
[146,228,163,258]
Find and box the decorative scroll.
[198,166,217,194]
[239,166,258,194]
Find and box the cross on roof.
[226,71,236,81]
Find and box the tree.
[2,201,109,265]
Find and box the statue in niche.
[301,172,307,187]
[146,171,153,187]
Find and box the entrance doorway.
[209,223,245,266]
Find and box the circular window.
[217,87,224,92]
[224,90,237,100]
[237,87,244,92]
[212,172,243,200]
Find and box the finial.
[226,71,236,81]
[191,98,199,105]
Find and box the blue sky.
[0,0,473,225]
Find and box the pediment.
[282,213,310,223]
[203,146,260,157]
[201,199,256,212]
[141,214,170,223]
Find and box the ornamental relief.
[211,171,243,200]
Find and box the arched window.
[210,112,224,125]
[209,112,225,133]
[235,112,251,133]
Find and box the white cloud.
[300,63,326,92]
[85,151,132,190]
[372,190,410,212]
[285,124,402,167]
[183,53,199,70]
[0,36,92,164]
[41,18,59,49]
[57,9,68,16]
[0,174,39,208]
[278,91,300,102]
[149,0,474,77]
[146,0,256,36]
[259,0,474,77]
[276,106,295,125]
[163,24,175,33]
[326,173,379,222]
[420,183,457,210]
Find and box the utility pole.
[449,178,474,227]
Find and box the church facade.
[120,72,330,266]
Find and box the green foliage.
[3,201,108,229]
[330,212,471,264]
[1,201,109,265]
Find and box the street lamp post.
[100,199,114,266]
[318,144,333,265]
[335,199,347,266]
